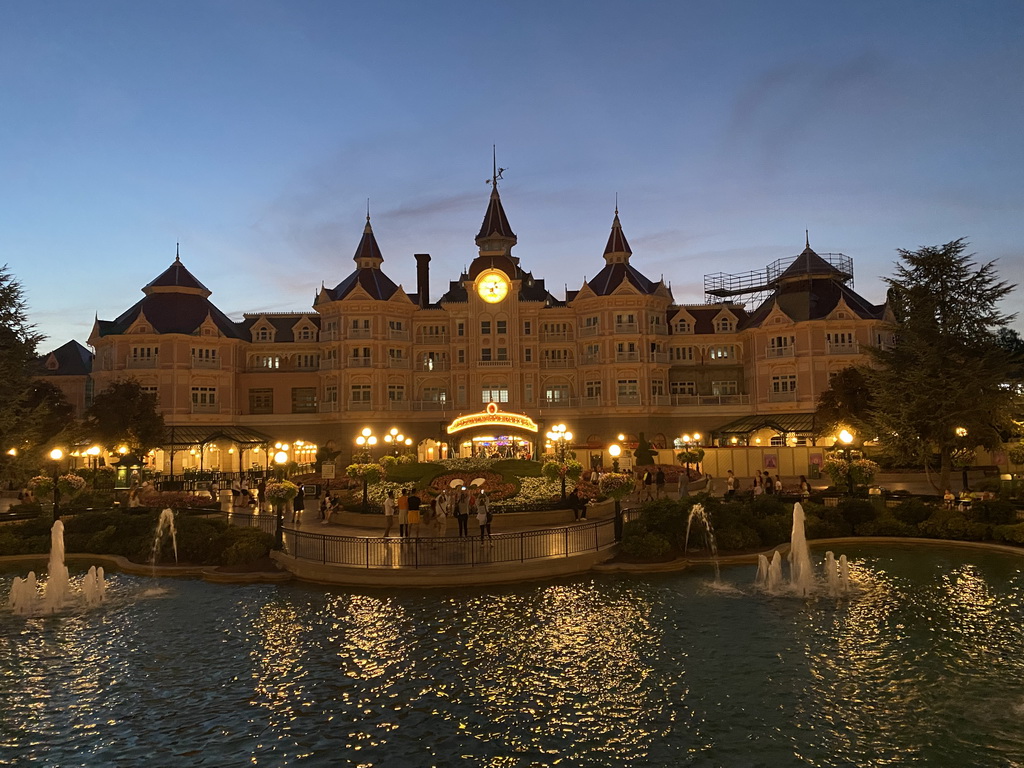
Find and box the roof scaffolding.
[704,252,854,307]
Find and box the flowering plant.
[57,474,87,496]
[1007,442,1024,466]
[265,480,299,502]
[28,475,53,496]
[541,459,584,483]
[599,472,633,500]
[346,463,383,484]
[438,457,496,472]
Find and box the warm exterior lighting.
[361,427,372,437]
[955,426,968,437]
[838,429,854,445]
[693,433,702,442]
[608,443,622,458]
[49,448,64,461]
[273,451,288,465]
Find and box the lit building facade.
[42,183,892,472]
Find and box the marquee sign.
[446,402,539,434]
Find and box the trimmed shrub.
[971,500,1017,526]
[220,528,274,565]
[750,513,792,549]
[621,531,672,560]
[837,498,878,529]
[855,513,916,537]
[919,509,989,541]
[750,495,788,518]
[992,523,1024,545]
[891,498,934,527]
[713,522,761,552]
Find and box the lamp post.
[608,442,622,473]
[273,450,288,549]
[545,423,573,500]
[837,429,855,495]
[355,428,378,512]
[955,426,969,491]
[49,447,64,523]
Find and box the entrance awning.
[712,413,818,436]
[163,425,275,448]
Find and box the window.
[351,347,370,365]
[481,347,492,362]
[651,380,666,396]
[482,386,509,403]
[351,318,370,331]
[769,336,794,355]
[420,352,445,370]
[457,384,466,405]
[524,382,533,403]
[675,318,692,334]
[296,353,319,369]
[497,347,508,361]
[480,320,492,335]
[389,320,404,332]
[584,343,600,362]
[671,381,697,396]
[350,384,371,403]
[708,345,734,360]
[291,387,317,413]
[296,326,315,341]
[325,385,338,405]
[772,374,797,393]
[712,380,738,395]
[523,321,532,336]
[457,349,465,364]
[616,313,636,325]
[543,349,569,364]
[254,355,280,369]
[249,388,273,414]
[496,320,507,335]
[254,327,272,342]
[139,385,159,403]
[584,316,599,330]
[716,316,734,333]
[585,380,602,398]
[524,348,533,362]
[190,348,216,362]
[191,386,217,407]
[544,384,570,403]
[422,387,447,403]
[457,322,465,337]
[131,346,158,361]
[671,346,695,362]
[388,385,406,402]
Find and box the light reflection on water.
[2,544,1024,767]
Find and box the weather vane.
[486,144,506,187]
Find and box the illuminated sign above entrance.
[446,402,539,434]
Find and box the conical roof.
[475,186,517,247]
[603,210,632,263]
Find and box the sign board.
[446,402,539,434]
[321,462,336,479]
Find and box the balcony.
[191,402,218,414]
[580,395,602,408]
[412,400,449,411]
[319,401,339,413]
[671,394,699,406]
[191,358,220,370]
[702,394,749,405]
[579,325,600,337]
[580,354,601,365]
[418,333,448,344]
[348,328,372,339]
[614,322,639,334]
[616,393,642,406]
[769,390,798,402]
[388,329,410,341]
[539,396,576,409]
[347,401,373,411]
[416,359,450,371]
[541,332,572,343]
[319,358,338,370]
[615,351,640,362]
[387,400,411,410]
[540,359,573,369]
[650,394,671,406]
[827,342,860,355]
[478,360,512,368]
[127,357,157,369]
[388,357,411,369]
[649,325,669,335]
[648,352,669,364]
[320,329,339,342]
[348,358,373,368]
[766,346,794,358]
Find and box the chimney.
[415,253,430,308]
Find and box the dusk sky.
[3,0,1023,348]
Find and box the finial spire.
[367,198,370,223]
[615,192,619,216]
[175,242,180,261]
[486,145,506,190]
[805,229,810,249]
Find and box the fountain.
[754,502,852,597]
[684,503,720,582]
[6,520,106,616]
[150,508,179,567]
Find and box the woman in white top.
[476,492,492,541]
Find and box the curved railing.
[223,510,623,569]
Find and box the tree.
[814,366,874,440]
[867,239,1019,490]
[85,379,165,452]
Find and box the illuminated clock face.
[476,269,510,303]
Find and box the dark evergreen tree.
[867,239,1019,490]
[85,378,165,452]
[814,366,874,440]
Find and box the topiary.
[971,499,1017,526]
[891,498,934,527]
[837,498,877,529]
[621,531,672,560]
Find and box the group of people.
[382,486,494,541]
[722,470,812,499]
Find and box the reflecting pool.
[3,544,1024,767]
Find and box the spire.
[175,242,180,262]
[353,211,384,269]
[476,147,516,255]
[603,205,632,264]
[805,229,810,250]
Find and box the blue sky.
[2,0,1022,347]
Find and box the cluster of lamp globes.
[272,439,317,467]
[355,427,413,457]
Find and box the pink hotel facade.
[41,184,892,472]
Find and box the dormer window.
[716,317,734,333]
[254,327,273,342]
[675,319,692,334]
[297,327,315,341]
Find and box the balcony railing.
[418,333,448,344]
[615,352,640,362]
[649,325,669,335]
[766,346,794,358]
[615,323,639,334]
[648,352,669,364]
[320,330,339,341]
[191,402,218,414]
[348,328,372,339]
[191,358,220,369]
[388,357,410,369]
[388,329,410,341]
[416,359,450,371]
[319,358,338,370]
[539,396,576,408]
[579,325,601,337]
[127,357,157,369]
[347,401,373,411]
[650,394,671,406]
[616,393,642,406]
[670,393,751,406]
[319,401,339,412]
[478,360,512,367]
[348,358,373,368]
[580,354,601,365]
[580,395,602,408]
[388,400,411,410]
[769,390,798,402]
[412,400,449,411]
[540,359,574,369]
[541,332,572,342]
[827,342,860,354]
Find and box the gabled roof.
[38,340,93,376]
[743,279,885,327]
[669,305,749,334]
[240,314,320,342]
[586,262,660,296]
[327,269,401,301]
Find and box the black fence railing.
[223,510,624,569]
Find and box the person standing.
[678,469,690,499]
[725,470,737,500]
[455,489,470,537]
[752,474,763,496]
[397,488,410,537]
[763,471,775,495]
[655,468,666,499]
[433,494,447,537]
[477,491,492,542]
[383,489,396,537]
[256,477,266,512]
[292,485,305,522]
[407,488,422,537]
[799,475,812,501]
[642,470,654,501]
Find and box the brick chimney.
[415,253,430,308]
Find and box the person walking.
[477,491,492,542]
[763,471,775,495]
[433,494,448,537]
[642,469,654,501]
[397,488,410,537]
[382,489,396,537]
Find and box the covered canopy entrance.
[445,402,540,460]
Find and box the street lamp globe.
[274,450,288,466]
[361,427,372,438]
[49,448,64,461]
[608,443,622,458]
[838,429,854,445]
